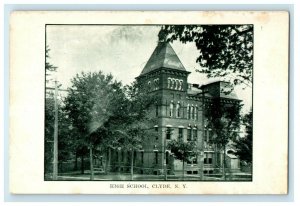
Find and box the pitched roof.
[200,81,239,100]
[140,42,187,75]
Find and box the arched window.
[190,105,194,120]
[167,78,171,88]
[179,80,183,90]
[173,78,176,89]
[193,127,198,141]
[171,78,175,89]
[187,104,190,119]
[176,102,180,118]
[194,105,198,120]
[169,101,174,117]
[176,79,179,90]
[148,81,151,91]
[187,127,192,141]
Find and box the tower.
[136,42,196,176]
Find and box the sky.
[46,25,252,114]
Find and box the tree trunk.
[182,160,185,181]
[223,145,226,180]
[89,147,94,180]
[105,148,111,174]
[74,151,78,171]
[131,150,134,181]
[81,153,84,174]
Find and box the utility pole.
[164,128,168,181]
[53,79,58,180]
[46,81,68,180]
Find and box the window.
[187,104,190,119]
[155,151,158,164]
[187,155,197,165]
[204,128,211,142]
[170,78,174,89]
[176,103,181,118]
[166,151,169,165]
[204,128,209,142]
[187,128,192,141]
[190,105,194,120]
[193,128,198,141]
[179,80,183,90]
[206,129,213,142]
[169,102,174,117]
[156,105,159,117]
[166,128,172,140]
[194,106,198,120]
[148,81,151,91]
[204,153,213,165]
[167,78,171,88]
[178,128,183,140]
[176,79,179,90]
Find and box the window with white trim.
[176,102,181,118]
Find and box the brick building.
[110,41,241,176]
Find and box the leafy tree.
[45,45,65,178]
[233,110,252,164]
[167,139,199,180]
[108,82,158,180]
[45,92,55,175]
[158,25,253,88]
[204,98,242,180]
[45,91,75,177]
[64,71,124,180]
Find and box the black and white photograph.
[9,11,288,194]
[45,24,253,182]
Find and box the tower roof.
[140,42,187,75]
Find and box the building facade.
[110,42,241,176]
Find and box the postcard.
[9,11,288,194]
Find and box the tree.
[45,88,76,177]
[167,139,199,180]
[109,82,158,180]
[158,25,253,88]
[45,45,62,178]
[204,98,242,180]
[233,110,253,164]
[46,45,57,83]
[45,92,55,175]
[64,71,124,180]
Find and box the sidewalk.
[45,171,252,181]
